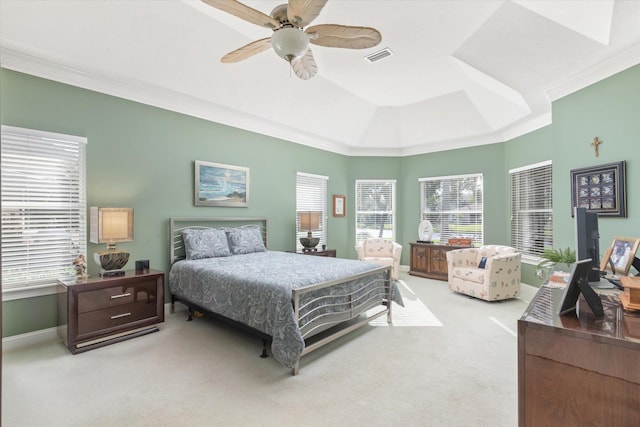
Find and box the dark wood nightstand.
[57,269,164,354]
[299,249,337,257]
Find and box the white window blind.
[419,173,483,245]
[296,172,328,252]
[355,179,396,244]
[510,161,553,260]
[1,125,87,290]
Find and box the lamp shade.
[298,210,321,252]
[271,27,309,62]
[90,207,133,245]
[298,211,321,232]
[90,207,133,274]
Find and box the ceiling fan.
[202,0,382,80]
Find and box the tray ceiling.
[1,0,640,156]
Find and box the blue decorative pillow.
[181,228,231,260]
[478,256,488,269]
[225,225,266,255]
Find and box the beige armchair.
[446,245,521,301]
[355,238,402,280]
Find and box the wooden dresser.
[58,269,164,353]
[518,286,640,426]
[409,242,469,281]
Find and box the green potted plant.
[537,247,576,285]
[537,247,576,270]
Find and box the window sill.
[2,283,59,301]
[521,255,543,266]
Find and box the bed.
[168,217,403,374]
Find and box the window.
[1,125,87,293]
[419,174,483,245]
[510,161,553,261]
[355,180,396,244]
[296,172,328,252]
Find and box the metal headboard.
[169,217,268,264]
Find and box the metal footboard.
[291,266,393,375]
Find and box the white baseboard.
[2,326,59,352]
[3,303,185,352]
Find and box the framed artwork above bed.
[195,160,249,207]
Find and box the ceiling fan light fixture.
[271,27,309,62]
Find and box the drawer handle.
[110,293,131,300]
[111,312,131,320]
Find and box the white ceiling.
[2,0,640,156]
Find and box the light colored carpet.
[2,272,537,427]
[368,280,442,327]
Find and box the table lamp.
[298,210,321,252]
[90,207,133,277]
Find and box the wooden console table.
[518,286,640,426]
[409,242,469,281]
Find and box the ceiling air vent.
[364,48,393,63]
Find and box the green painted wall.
[503,125,554,285]
[1,69,351,261]
[2,63,639,337]
[399,143,509,252]
[503,63,640,285]
[0,69,353,336]
[551,64,640,252]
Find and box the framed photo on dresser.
[600,237,640,275]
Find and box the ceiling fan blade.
[307,24,382,49]
[202,0,280,29]
[221,38,271,63]
[287,0,328,27]
[291,49,318,80]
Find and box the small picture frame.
[570,161,626,217]
[333,194,346,217]
[600,237,640,275]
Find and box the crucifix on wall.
[591,137,603,157]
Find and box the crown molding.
[546,43,640,101]
[2,42,638,157]
[0,44,360,156]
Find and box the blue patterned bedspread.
[169,251,403,368]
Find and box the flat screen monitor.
[558,259,604,317]
[574,207,601,283]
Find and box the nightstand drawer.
[78,287,136,313]
[77,301,157,336]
